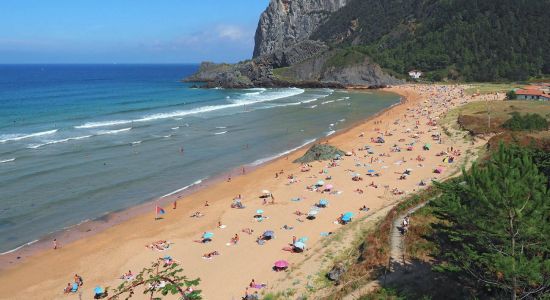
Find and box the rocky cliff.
[253,0,348,58]
[185,0,403,88]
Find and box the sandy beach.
[0,84,490,299]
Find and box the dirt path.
[342,202,427,300]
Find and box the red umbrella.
[274,260,289,268]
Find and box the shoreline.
[1,83,479,300]
[0,89,403,270]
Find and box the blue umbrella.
[163,255,172,260]
[293,241,306,250]
[256,209,264,215]
[263,230,275,237]
[203,232,214,239]
[368,169,376,173]
[319,199,329,206]
[94,287,104,294]
[342,212,354,222]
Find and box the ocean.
[0,64,400,253]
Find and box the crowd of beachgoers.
[0,84,498,300]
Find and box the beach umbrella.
[319,199,329,206]
[324,184,333,190]
[308,209,319,216]
[293,241,306,250]
[261,190,271,195]
[316,180,325,186]
[202,232,214,239]
[256,209,264,215]
[94,287,104,294]
[274,260,289,268]
[263,230,275,238]
[298,237,308,243]
[342,212,354,222]
[367,169,376,173]
[352,173,361,177]
[163,255,172,260]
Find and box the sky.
[0,0,270,63]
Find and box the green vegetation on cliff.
[313,0,550,82]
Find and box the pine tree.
[433,143,550,299]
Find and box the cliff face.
[185,0,404,88]
[253,0,348,58]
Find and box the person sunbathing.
[202,251,219,259]
[354,188,364,194]
[190,211,203,218]
[359,205,370,212]
[242,228,254,235]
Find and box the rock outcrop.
[253,0,348,58]
[184,0,404,88]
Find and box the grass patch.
[456,100,550,135]
[404,206,439,261]
[464,83,522,95]
[272,67,296,82]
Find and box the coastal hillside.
[187,0,550,87]
[312,0,550,81]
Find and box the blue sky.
[0,0,269,63]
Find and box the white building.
[408,70,422,79]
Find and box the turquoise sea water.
[0,64,400,253]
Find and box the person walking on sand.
[53,239,58,250]
[173,201,177,209]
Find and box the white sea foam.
[73,88,307,129]
[310,105,318,109]
[27,135,93,149]
[75,120,132,129]
[326,130,336,137]
[161,178,207,198]
[214,131,228,135]
[171,127,180,130]
[0,158,16,163]
[321,100,335,105]
[215,126,227,129]
[250,138,316,166]
[230,87,305,105]
[0,239,39,255]
[96,127,132,135]
[131,141,142,145]
[0,129,58,143]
